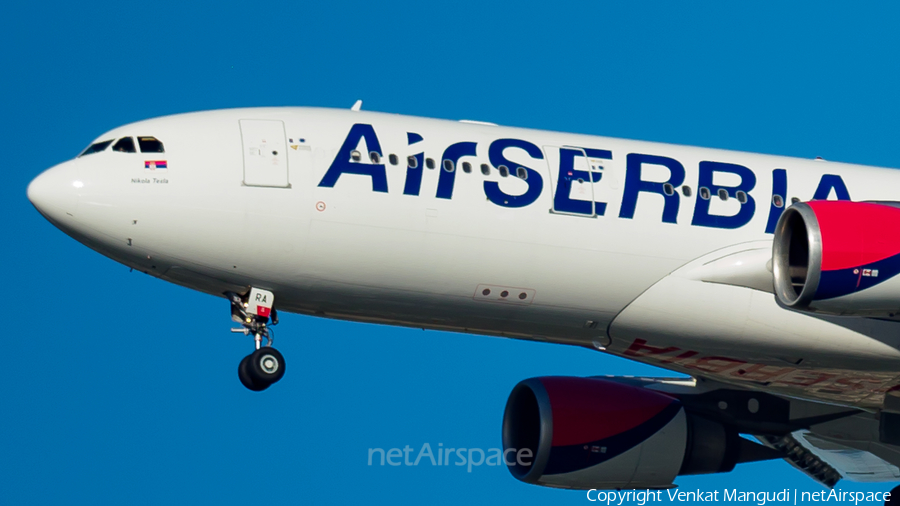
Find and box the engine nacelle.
[501,377,747,490]
[773,201,900,316]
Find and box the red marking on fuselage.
[660,351,699,365]
[684,356,745,374]
[621,338,894,395]
[733,363,793,383]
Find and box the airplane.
[26,102,900,499]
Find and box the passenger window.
[663,183,674,196]
[79,139,113,156]
[426,158,435,169]
[516,167,527,180]
[699,187,710,200]
[350,150,361,162]
[137,136,165,153]
[113,137,136,153]
[443,159,455,172]
[369,151,381,164]
[736,191,747,204]
[462,162,472,173]
[718,189,729,201]
[408,155,418,168]
[498,165,509,177]
[681,185,692,197]
[389,154,398,165]
[480,164,490,176]
[791,197,800,204]
[772,195,784,208]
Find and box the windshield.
[78,139,113,157]
[113,137,136,153]
[138,136,164,153]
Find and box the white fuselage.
[28,107,900,409]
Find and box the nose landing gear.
[238,347,286,391]
[228,289,286,391]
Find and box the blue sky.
[3,1,900,504]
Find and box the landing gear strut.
[228,289,286,391]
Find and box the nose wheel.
[228,289,286,392]
[238,347,286,391]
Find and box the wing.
[605,240,900,410]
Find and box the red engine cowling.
[773,201,900,316]
[501,377,745,490]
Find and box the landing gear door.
[543,146,597,217]
[240,119,290,188]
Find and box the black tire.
[238,354,268,391]
[247,346,286,386]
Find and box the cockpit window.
[138,136,165,153]
[113,137,136,153]
[79,139,114,157]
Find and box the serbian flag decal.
[145,160,168,170]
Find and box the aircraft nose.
[27,160,82,221]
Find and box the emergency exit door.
[543,146,601,217]
[240,119,290,188]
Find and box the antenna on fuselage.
[351,100,362,112]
